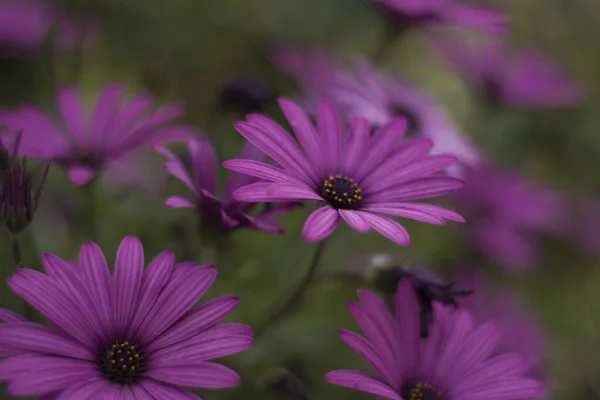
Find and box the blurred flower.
[224,98,464,246]
[453,165,565,269]
[364,0,506,34]
[0,0,95,56]
[0,83,194,186]
[456,272,547,389]
[434,35,583,108]
[325,280,545,399]
[270,47,481,171]
[219,78,274,114]
[157,139,299,235]
[0,236,253,398]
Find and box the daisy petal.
[339,209,369,233]
[148,362,241,389]
[222,159,306,186]
[317,99,342,173]
[325,370,401,400]
[165,196,195,209]
[57,87,86,143]
[343,117,371,177]
[233,182,321,203]
[113,236,144,336]
[140,379,201,399]
[302,207,340,241]
[357,212,410,246]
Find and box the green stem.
[256,241,328,337]
[10,233,36,321]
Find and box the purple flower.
[223,98,465,245]
[0,236,253,398]
[453,165,565,269]
[157,139,299,235]
[270,47,481,171]
[364,0,506,34]
[0,83,194,186]
[325,280,545,399]
[0,0,94,56]
[434,36,583,108]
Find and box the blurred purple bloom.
[434,36,583,108]
[157,139,299,235]
[325,280,545,399]
[0,0,94,56]
[456,271,547,394]
[270,47,481,172]
[0,236,253,398]
[453,165,565,269]
[0,83,194,186]
[224,98,465,246]
[364,0,506,33]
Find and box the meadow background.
[1,0,600,398]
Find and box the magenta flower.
[456,272,547,389]
[434,36,583,108]
[0,83,194,186]
[223,98,465,246]
[0,236,253,398]
[364,0,506,33]
[325,280,545,399]
[270,47,481,170]
[0,0,94,56]
[453,165,565,269]
[157,139,299,235]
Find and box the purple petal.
[78,242,114,339]
[148,362,241,389]
[339,329,394,383]
[339,209,369,233]
[356,212,410,246]
[56,87,87,143]
[127,251,175,338]
[317,99,342,174]
[116,104,185,150]
[140,379,201,399]
[164,160,194,192]
[441,4,508,34]
[302,206,340,241]
[0,309,26,323]
[342,117,371,177]
[233,182,320,203]
[91,84,124,144]
[394,281,420,380]
[68,166,96,186]
[136,265,217,345]
[372,176,465,202]
[223,159,307,186]
[110,95,154,142]
[113,236,144,336]
[393,202,464,222]
[324,370,401,400]
[165,196,195,209]
[457,378,545,400]
[362,204,446,225]
[189,139,218,194]
[147,296,240,352]
[53,377,111,400]
[222,142,266,201]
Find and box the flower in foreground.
[0,83,194,186]
[224,98,465,246]
[270,47,481,170]
[0,236,253,398]
[433,35,583,108]
[325,280,545,399]
[453,165,565,269]
[364,0,506,34]
[157,139,299,234]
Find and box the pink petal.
[56,87,87,143]
[91,84,124,144]
[68,166,96,186]
[302,207,340,241]
[222,159,307,186]
[165,196,195,209]
[233,182,321,203]
[164,161,194,192]
[394,281,420,379]
[112,236,144,336]
[372,177,465,202]
[339,209,369,233]
[189,139,218,194]
[0,309,26,323]
[356,212,410,246]
[362,204,446,225]
[342,117,371,177]
[324,370,401,400]
[317,99,342,174]
[339,329,394,384]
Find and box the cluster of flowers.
[0,0,587,398]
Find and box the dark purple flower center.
[318,175,363,210]
[99,340,146,385]
[403,382,442,400]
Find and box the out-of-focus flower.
[0,236,253,398]
[433,35,583,108]
[0,83,194,186]
[456,272,547,389]
[363,0,506,34]
[157,138,299,235]
[0,0,95,56]
[453,165,565,269]
[325,280,545,399]
[0,134,49,234]
[219,78,274,114]
[224,98,464,246]
[270,47,481,170]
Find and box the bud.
[0,135,50,233]
[218,78,274,114]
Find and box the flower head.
[0,84,194,186]
[434,36,583,108]
[325,280,545,399]
[270,47,481,170]
[364,0,506,34]
[453,165,565,269]
[224,98,465,245]
[158,139,299,235]
[0,236,253,398]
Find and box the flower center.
[403,382,442,400]
[98,340,146,385]
[318,175,363,210]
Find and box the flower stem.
[256,240,328,337]
[10,233,36,321]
